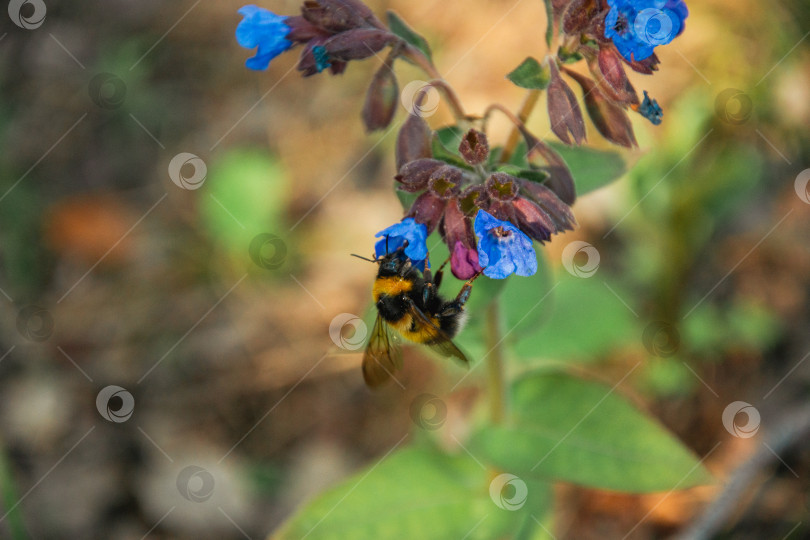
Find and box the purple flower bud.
[301,0,381,32]
[450,241,482,280]
[512,196,556,243]
[594,46,639,106]
[395,159,445,192]
[517,179,577,232]
[407,192,445,233]
[362,64,398,132]
[527,141,577,205]
[485,173,519,202]
[323,28,395,61]
[428,166,463,199]
[458,129,489,166]
[565,67,637,148]
[395,113,432,171]
[547,61,586,146]
[440,198,476,255]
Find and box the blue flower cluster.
[236,5,293,70]
[375,212,537,280]
[604,0,688,62]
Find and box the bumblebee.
[353,243,481,386]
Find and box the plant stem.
[399,44,468,123]
[485,299,506,424]
[500,89,541,163]
[0,441,27,540]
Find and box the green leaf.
[470,372,714,492]
[272,445,552,540]
[543,0,553,47]
[387,11,432,63]
[201,148,288,256]
[512,275,638,362]
[506,57,551,90]
[547,142,626,196]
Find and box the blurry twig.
[672,402,810,540]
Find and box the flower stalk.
[485,299,506,424]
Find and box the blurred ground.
[1,0,809,538]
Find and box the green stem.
[399,44,468,123]
[500,89,541,163]
[485,298,506,424]
[0,441,28,540]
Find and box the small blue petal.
[474,210,537,279]
[603,0,688,61]
[236,5,294,71]
[638,90,663,125]
[312,46,331,73]
[374,218,428,265]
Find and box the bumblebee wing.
[362,315,403,387]
[405,301,469,367]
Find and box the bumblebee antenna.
[351,253,377,263]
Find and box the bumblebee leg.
[422,251,437,304]
[439,270,483,316]
[433,255,452,291]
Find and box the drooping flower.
[374,218,428,264]
[236,5,294,70]
[604,0,688,62]
[474,210,537,279]
[236,0,394,76]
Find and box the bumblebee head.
[351,237,410,276]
